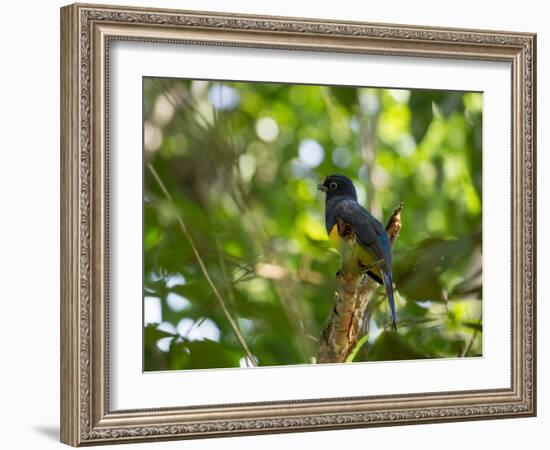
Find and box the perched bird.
[318,174,397,331]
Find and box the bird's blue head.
[317,174,358,201]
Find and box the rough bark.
[317,203,403,364]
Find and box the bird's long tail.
[381,270,397,331]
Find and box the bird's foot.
[360,259,387,273]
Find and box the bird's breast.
[328,224,340,245]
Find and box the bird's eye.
[329,182,338,190]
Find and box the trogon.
[318,174,397,331]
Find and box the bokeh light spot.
[239,153,257,182]
[208,84,239,110]
[298,139,325,168]
[332,147,352,168]
[144,121,162,153]
[176,318,221,342]
[152,94,175,127]
[255,117,279,142]
[166,293,191,312]
[144,297,161,325]
[166,273,186,288]
[387,89,411,104]
[156,337,173,352]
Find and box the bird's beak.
[317,183,328,192]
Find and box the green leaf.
[394,237,473,302]
[346,334,369,362]
[329,86,358,110]
[176,340,242,369]
[367,331,428,361]
[462,321,482,332]
[144,324,177,342]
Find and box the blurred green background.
[143,77,483,371]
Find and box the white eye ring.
[329,182,338,190]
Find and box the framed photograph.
[60,3,536,446]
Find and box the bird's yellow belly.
[328,224,340,245]
[328,224,381,278]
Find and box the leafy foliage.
[143,78,483,370]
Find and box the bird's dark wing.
[325,197,397,330]
[330,198,392,266]
[331,199,397,330]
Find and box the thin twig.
[215,235,242,316]
[461,315,482,357]
[147,163,257,366]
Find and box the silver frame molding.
[60,3,536,446]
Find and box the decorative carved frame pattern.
[60,3,536,446]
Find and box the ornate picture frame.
[60,3,536,446]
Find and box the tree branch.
[317,203,403,364]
